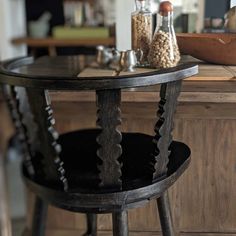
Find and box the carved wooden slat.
[151,80,182,180]
[2,85,35,177]
[96,89,122,189]
[25,88,68,191]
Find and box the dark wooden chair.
[0,56,198,236]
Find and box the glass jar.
[131,0,153,65]
[148,1,180,68]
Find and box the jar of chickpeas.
[131,0,153,65]
[148,1,180,68]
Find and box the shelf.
[11,37,116,56]
[11,37,115,47]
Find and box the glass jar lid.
[159,1,173,15]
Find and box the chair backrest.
[152,80,182,180]
[2,74,182,192]
[2,85,68,191]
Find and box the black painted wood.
[23,154,190,213]
[96,89,122,190]
[112,211,128,236]
[0,56,198,236]
[152,80,182,180]
[2,85,35,177]
[157,192,175,236]
[83,214,97,236]
[0,56,198,90]
[2,84,68,190]
[25,88,68,191]
[31,196,48,236]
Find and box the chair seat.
[23,129,191,213]
[57,129,190,191]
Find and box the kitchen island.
[1,59,236,235]
[46,62,236,236]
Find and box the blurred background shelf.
[11,37,116,56]
[21,0,116,57]
[52,26,110,39]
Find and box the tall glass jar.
[148,1,180,68]
[131,0,153,65]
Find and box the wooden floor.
[10,220,236,236]
[45,230,236,236]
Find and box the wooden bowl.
[177,33,236,65]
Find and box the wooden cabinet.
[21,62,236,236]
[40,101,236,236]
[2,57,235,235]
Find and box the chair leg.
[157,191,175,236]
[31,196,48,236]
[112,211,128,236]
[83,213,97,236]
[0,153,12,236]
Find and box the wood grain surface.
[78,63,236,81]
[0,57,198,91]
[77,60,236,81]
[47,63,236,104]
[45,230,236,236]
[49,90,236,104]
[1,58,236,235]
[23,100,235,235]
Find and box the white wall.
[115,0,202,49]
[231,0,236,7]
[182,0,198,13]
[115,0,134,51]
[0,0,27,60]
[0,0,27,218]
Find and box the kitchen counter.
[1,58,236,235]
[50,61,236,103]
[42,62,236,235]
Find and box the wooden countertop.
[1,54,235,103]
[50,61,236,104]
[189,64,236,81]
